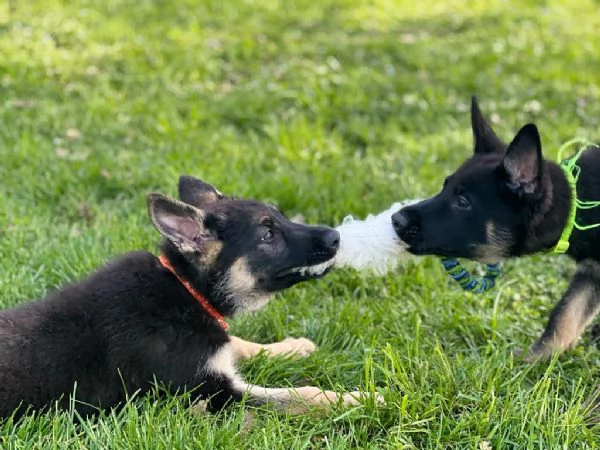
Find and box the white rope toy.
[333,200,420,275]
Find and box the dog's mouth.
[398,224,422,246]
[394,237,409,247]
[275,256,335,281]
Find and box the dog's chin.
[407,245,462,258]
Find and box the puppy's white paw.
[264,337,317,357]
[342,390,386,406]
[189,399,209,415]
[299,388,385,407]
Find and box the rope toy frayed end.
[440,257,501,293]
[334,200,420,275]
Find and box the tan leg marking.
[526,260,600,361]
[234,381,384,414]
[229,336,316,361]
[527,287,599,361]
[206,341,382,414]
[547,288,596,351]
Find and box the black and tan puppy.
[392,96,600,361]
[0,176,370,419]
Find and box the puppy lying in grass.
[0,176,378,419]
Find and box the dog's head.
[148,176,339,313]
[392,96,551,262]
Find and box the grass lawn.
[1,0,600,447]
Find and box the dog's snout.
[392,211,410,236]
[323,229,340,251]
[392,207,423,246]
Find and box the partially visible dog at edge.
[0,176,376,419]
[392,98,600,359]
[392,97,600,415]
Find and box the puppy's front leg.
[526,259,600,361]
[235,381,379,414]
[229,336,316,361]
[205,341,380,415]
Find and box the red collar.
[158,254,229,332]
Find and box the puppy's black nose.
[392,211,409,236]
[323,229,340,251]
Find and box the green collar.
[552,138,600,254]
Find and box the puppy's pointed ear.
[471,96,504,155]
[503,123,543,196]
[148,193,212,253]
[178,176,224,208]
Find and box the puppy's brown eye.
[456,195,471,209]
[262,229,274,242]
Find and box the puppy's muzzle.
[321,229,340,252]
[391,209,421,245]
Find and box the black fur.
[0,176,340,418]
[392,96,600,361]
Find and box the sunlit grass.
[1,0,599,447]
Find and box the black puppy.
[392,96,600,361]
[0,176,370,419]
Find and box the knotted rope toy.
[333,200,502,292]
[334,203,503,292]
[439,258,501,293]
[333,201,502,292]
[333,201,419,275]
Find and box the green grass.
[1,0,600,447]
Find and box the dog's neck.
[522,160,572,255]
[159,242,238,317]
